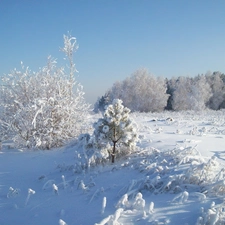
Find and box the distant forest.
[94,69,225,112]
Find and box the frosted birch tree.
[171,76,212,111]
[107,68,169,112]
[191,75,212,110]
[171,77,193,111]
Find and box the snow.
[0,110,225,225]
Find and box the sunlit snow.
[0,110,225,225]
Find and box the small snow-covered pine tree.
[93,99,138,163]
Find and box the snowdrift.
[0,110,225,225]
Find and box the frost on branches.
[0,34,90,149]
[93,99,138,163]
[106,68,169,112]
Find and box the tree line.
[94,69,225,113]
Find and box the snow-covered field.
[0,110,225,225]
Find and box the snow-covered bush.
[93,99,138,163]
[0,34,90,149]
[96,191,149,225]
[76,133,111,169]
[196,202,225,225]
[114,133,225,198]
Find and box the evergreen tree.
[93,99,138,163]
[93,92,110,113]
[165,77,177,110]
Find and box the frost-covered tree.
[171,75,212,111]
[191,75,212,110]
[0,34,90,149]
[206,71,225,110]
[93,92,110,113]
[165,77,177,110]
[107,68,169,112]
[93,99,138,163]
[171,77,193,111]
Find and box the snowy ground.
[0,110,225,225]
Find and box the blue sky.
[1,0,225,104]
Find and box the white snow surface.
[0,110,225,225]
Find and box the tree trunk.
[112,141,116,163]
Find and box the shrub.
[0,34,90,149]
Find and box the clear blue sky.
[1,0,225,104]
